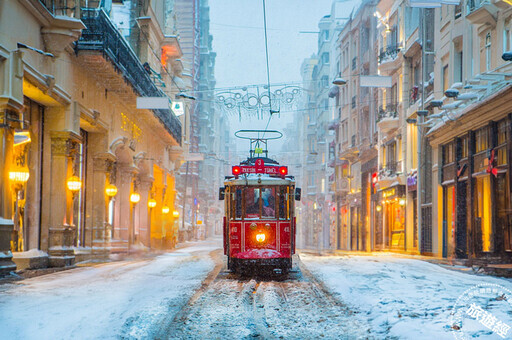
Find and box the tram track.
[160,252,370,339]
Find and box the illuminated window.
[475,126,489,153]
[475,176,493,252]
[444,185,455,257]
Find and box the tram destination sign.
[232,159,288,178]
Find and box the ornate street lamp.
[105,184,118,197]
[67,176,82,192]
[148,198,157,208]
[130,192,141,204]
[172,210,179,218]
[162,205,170,214]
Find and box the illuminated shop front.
[434,114,512,262]
[377,185,406,250]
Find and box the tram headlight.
[256,233,266,243]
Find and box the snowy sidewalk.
[300,253,512,339]
[0,239,220,340]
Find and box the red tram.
[219,131,300,274]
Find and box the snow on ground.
[0,238,220,340]
[301,253,512,339]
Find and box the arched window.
[485,33,492,71]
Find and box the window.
[278,186,289,219]
[443,142,454,164]
[454,50,463,83]
[321,75,329,88]
[497,119,508,166]
[261,187,276,219]
[475,176,493,252]
[322,52,329,64]
[245,187,261,218]
[442,64,449,92]
[503,28,510,54]
[461,135,469,159]
[475,126,489,153]
[323,30,329,41]
[485,33,491,71]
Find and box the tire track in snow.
[162,255,370,339]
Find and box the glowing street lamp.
[105,184,118,197]
[148,198,157,208]
[130,192,141,204]
[162,205,170,214]
[67,176,82,192]
[172,210,179,218]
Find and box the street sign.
[172,101,185,116]
[184,153,204,161]
[136,97,169,109]
[360,75,392,88]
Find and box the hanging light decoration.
[376,205,382,212]
[399,198,406,206]
[105,184,118,197]
[130,192,141,203]
[162,205,170,214]
[67,176,82,192]
[172,210,179,218]
[148,198,157,208]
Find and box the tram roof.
[224,174,294,186]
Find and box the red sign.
[232,159,286,177]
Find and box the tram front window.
[245,188,260,218]
[262,187,276,218]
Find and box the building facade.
[0,0,184,272]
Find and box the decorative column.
[47,131,81,267]
[112,166,137,251]
[0,49,24,275]
[138,177,153,248]
[90,153,116,258]
[0,110,17,275]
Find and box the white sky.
[209,0,335,154]
[210,0,334,89]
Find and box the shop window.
[475,126,489,153]
[497,119,508,166]
[475,176,493,252]
[443,185,455,257]
[497,174,512,251]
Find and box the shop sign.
[407,174,417,192]
[382,188,396,198]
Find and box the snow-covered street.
[301,253,512,339]
[0,239,219,340]
[3,240,512,339]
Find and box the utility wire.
[262,0,274,140]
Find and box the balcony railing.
[76,9,182,144]
[377,104,398,122]
[39,0,99,16]
[379,160,402,177]
[467,0,490,13]
[379,45,401,64]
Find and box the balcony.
[76,9,182,144]
[377,104,399,133]
[378,45,402,74]
[466,0,497,25]
[377,160,406,189]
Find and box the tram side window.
[262,187,276,218]
[279,186,289,219]
[246,188,261,218]
[234,188,242,219]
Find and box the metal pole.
[182,161,189,239]
[417,7,426,253]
